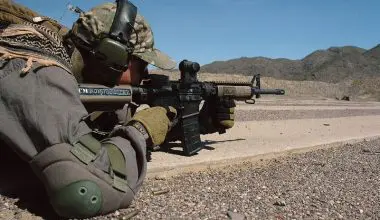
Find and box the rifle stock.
[79,59,285,156]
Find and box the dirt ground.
[1,97,380,220]
[110,138,380,220]
[147,98,380,174]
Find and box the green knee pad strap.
[50,180,102,218]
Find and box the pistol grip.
[180,114,203,156]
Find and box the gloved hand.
[199,98,236,134]
[126,106,177,147]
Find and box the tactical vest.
[0,0,72,73]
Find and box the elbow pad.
[29,133,145,218]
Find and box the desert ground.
[1,94,380,220]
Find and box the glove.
[199,98,236,134]
[127,106,177,147]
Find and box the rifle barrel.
[252,88,285,95]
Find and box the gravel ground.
[1,138,380,220]
[235,109,380,121]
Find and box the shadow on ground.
[0,143,61,219]
[159,138,246,156]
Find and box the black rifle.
[79,60,285,156]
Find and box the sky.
[14,0,380,66]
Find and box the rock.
[273,200,286,206]
[227,210,245,220]
[114,210,120,216]
[15,211,43,220]
[0,210,15,220]
[341,96,350,101]
[154,174,167,180]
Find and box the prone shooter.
[79,60,285,156]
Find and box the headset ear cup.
[94,38,130,70]
[109,0,137,43]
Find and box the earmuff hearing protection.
[69,0,138,86]
[92,0,137,72]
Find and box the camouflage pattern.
[0,24,72,73]
[0,0,72,72]
[72,3,176,70]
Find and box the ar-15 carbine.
[79,60,285,156]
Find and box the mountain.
[363,44,380,59]
[200,45,380,83]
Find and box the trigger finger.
[165,106,177,120]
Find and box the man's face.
[119,56,149,85]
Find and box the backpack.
[0,0,69,38]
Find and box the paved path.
[148,99,380,176]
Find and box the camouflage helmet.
[71,2,176,70]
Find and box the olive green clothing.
[71,2,176,70]
[0,58,147,217]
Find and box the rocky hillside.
[201,45,380,83]
[151,44,380,101]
